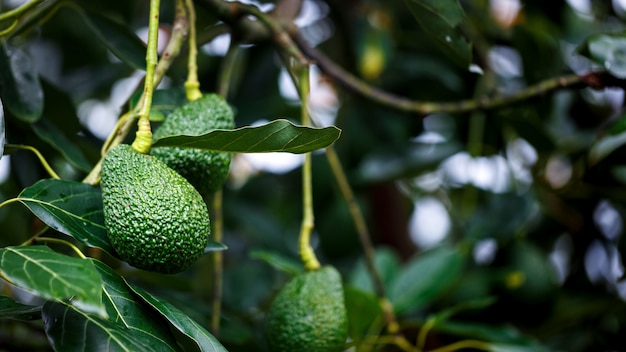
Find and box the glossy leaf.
[389,245,465,314]
[0,43,43,122]
[0,246,105,317]
[578,32,626,78]
[404,0,471,67]
[152,119,341,154]
[43,300,178,352]
[17,179,114,255]
[204,240,228,253]
[0,296,42,321]
[589,130,626,165]
[128,284,228,352]
[32,119,93,172]
[79,10,146,70]
[249,249,303,275]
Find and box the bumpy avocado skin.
[265,266,348,352]
[151,94,234,196]
[101,144,211,274]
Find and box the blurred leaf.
[32,119,93,172]
[152,119,341,154]
[358,142,461,182]
[349,246,400,294]
[79,10,147,70]
[344,285,383,341]
[0,246,105,317]
[578,32,626,78]
[250,249,303,275]
[0,296,42,321]
[434,320,548,349]
[429,296,496,323]
[389,245,465,314]
[403,0,471,67]
[17,179,115,255]
[488,342,551,352]
[0,43,43,122]
[0,97,4,158]
[128,284,228,352]
[589,130,626,165]
[42,300,178,352]
[204,240,228,253]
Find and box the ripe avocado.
[151,94,234,196]
[265,266,348,352]
[101,144,211,274]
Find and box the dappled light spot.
[408,197,450,249]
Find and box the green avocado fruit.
[151,94,235,196]
[101,144,211,274]
[265,266,348,352]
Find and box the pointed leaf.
[128,284,228,352]
[344,285,382,341]
[42,300,178,352]
[204,240,228,253]
[0,296,42,321]
[79,10,147,70]
[0,246,105,317]
[152,119,341,154]
[32,119,93,172]
[389,245,465,314]
[17,179,114,255]
[349,247,400,294]
[91,260,180,348]
[0,43,43,122]
[404,0,471,67]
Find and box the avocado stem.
[297,65,321,271]
[184,0,202,102]
[132,0,160,154]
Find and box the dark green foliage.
[152,94,235,196]
[265,266,348,352]
[101,144,210,274]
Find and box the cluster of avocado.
[100,94,233,274]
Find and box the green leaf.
[250,249,304,275]
[204,240,228,253]
[17,179,115,255]
[0,246,105,317]
[589,130,626,165]
[78,10,146,70]
[403,0,471,68]
[128,283,228,352]
[42,300,178,352]
[152,119,341,154]
[433,320,549,349]
[0,296,42,321]
[349,246,400,294]
[578,32,626,78]
[344,285,382,341]
[389,245,465,314]
[32,119,93,172]
[0,43,43,122]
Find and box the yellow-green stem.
[0,0,45,22]
[210,190,224,336]
[426,340,491,352]
[297,65,320,271]
[6,144,60,179]
[33,237,86,259]
[184,0,202,101]
[131,0,160,154]
[416,315,436,350]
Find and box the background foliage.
[2,0,626,351]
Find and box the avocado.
[265,266,348,352]
[151,94,234,196]
[101,144,211,274]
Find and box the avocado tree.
[1,0,626,351]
